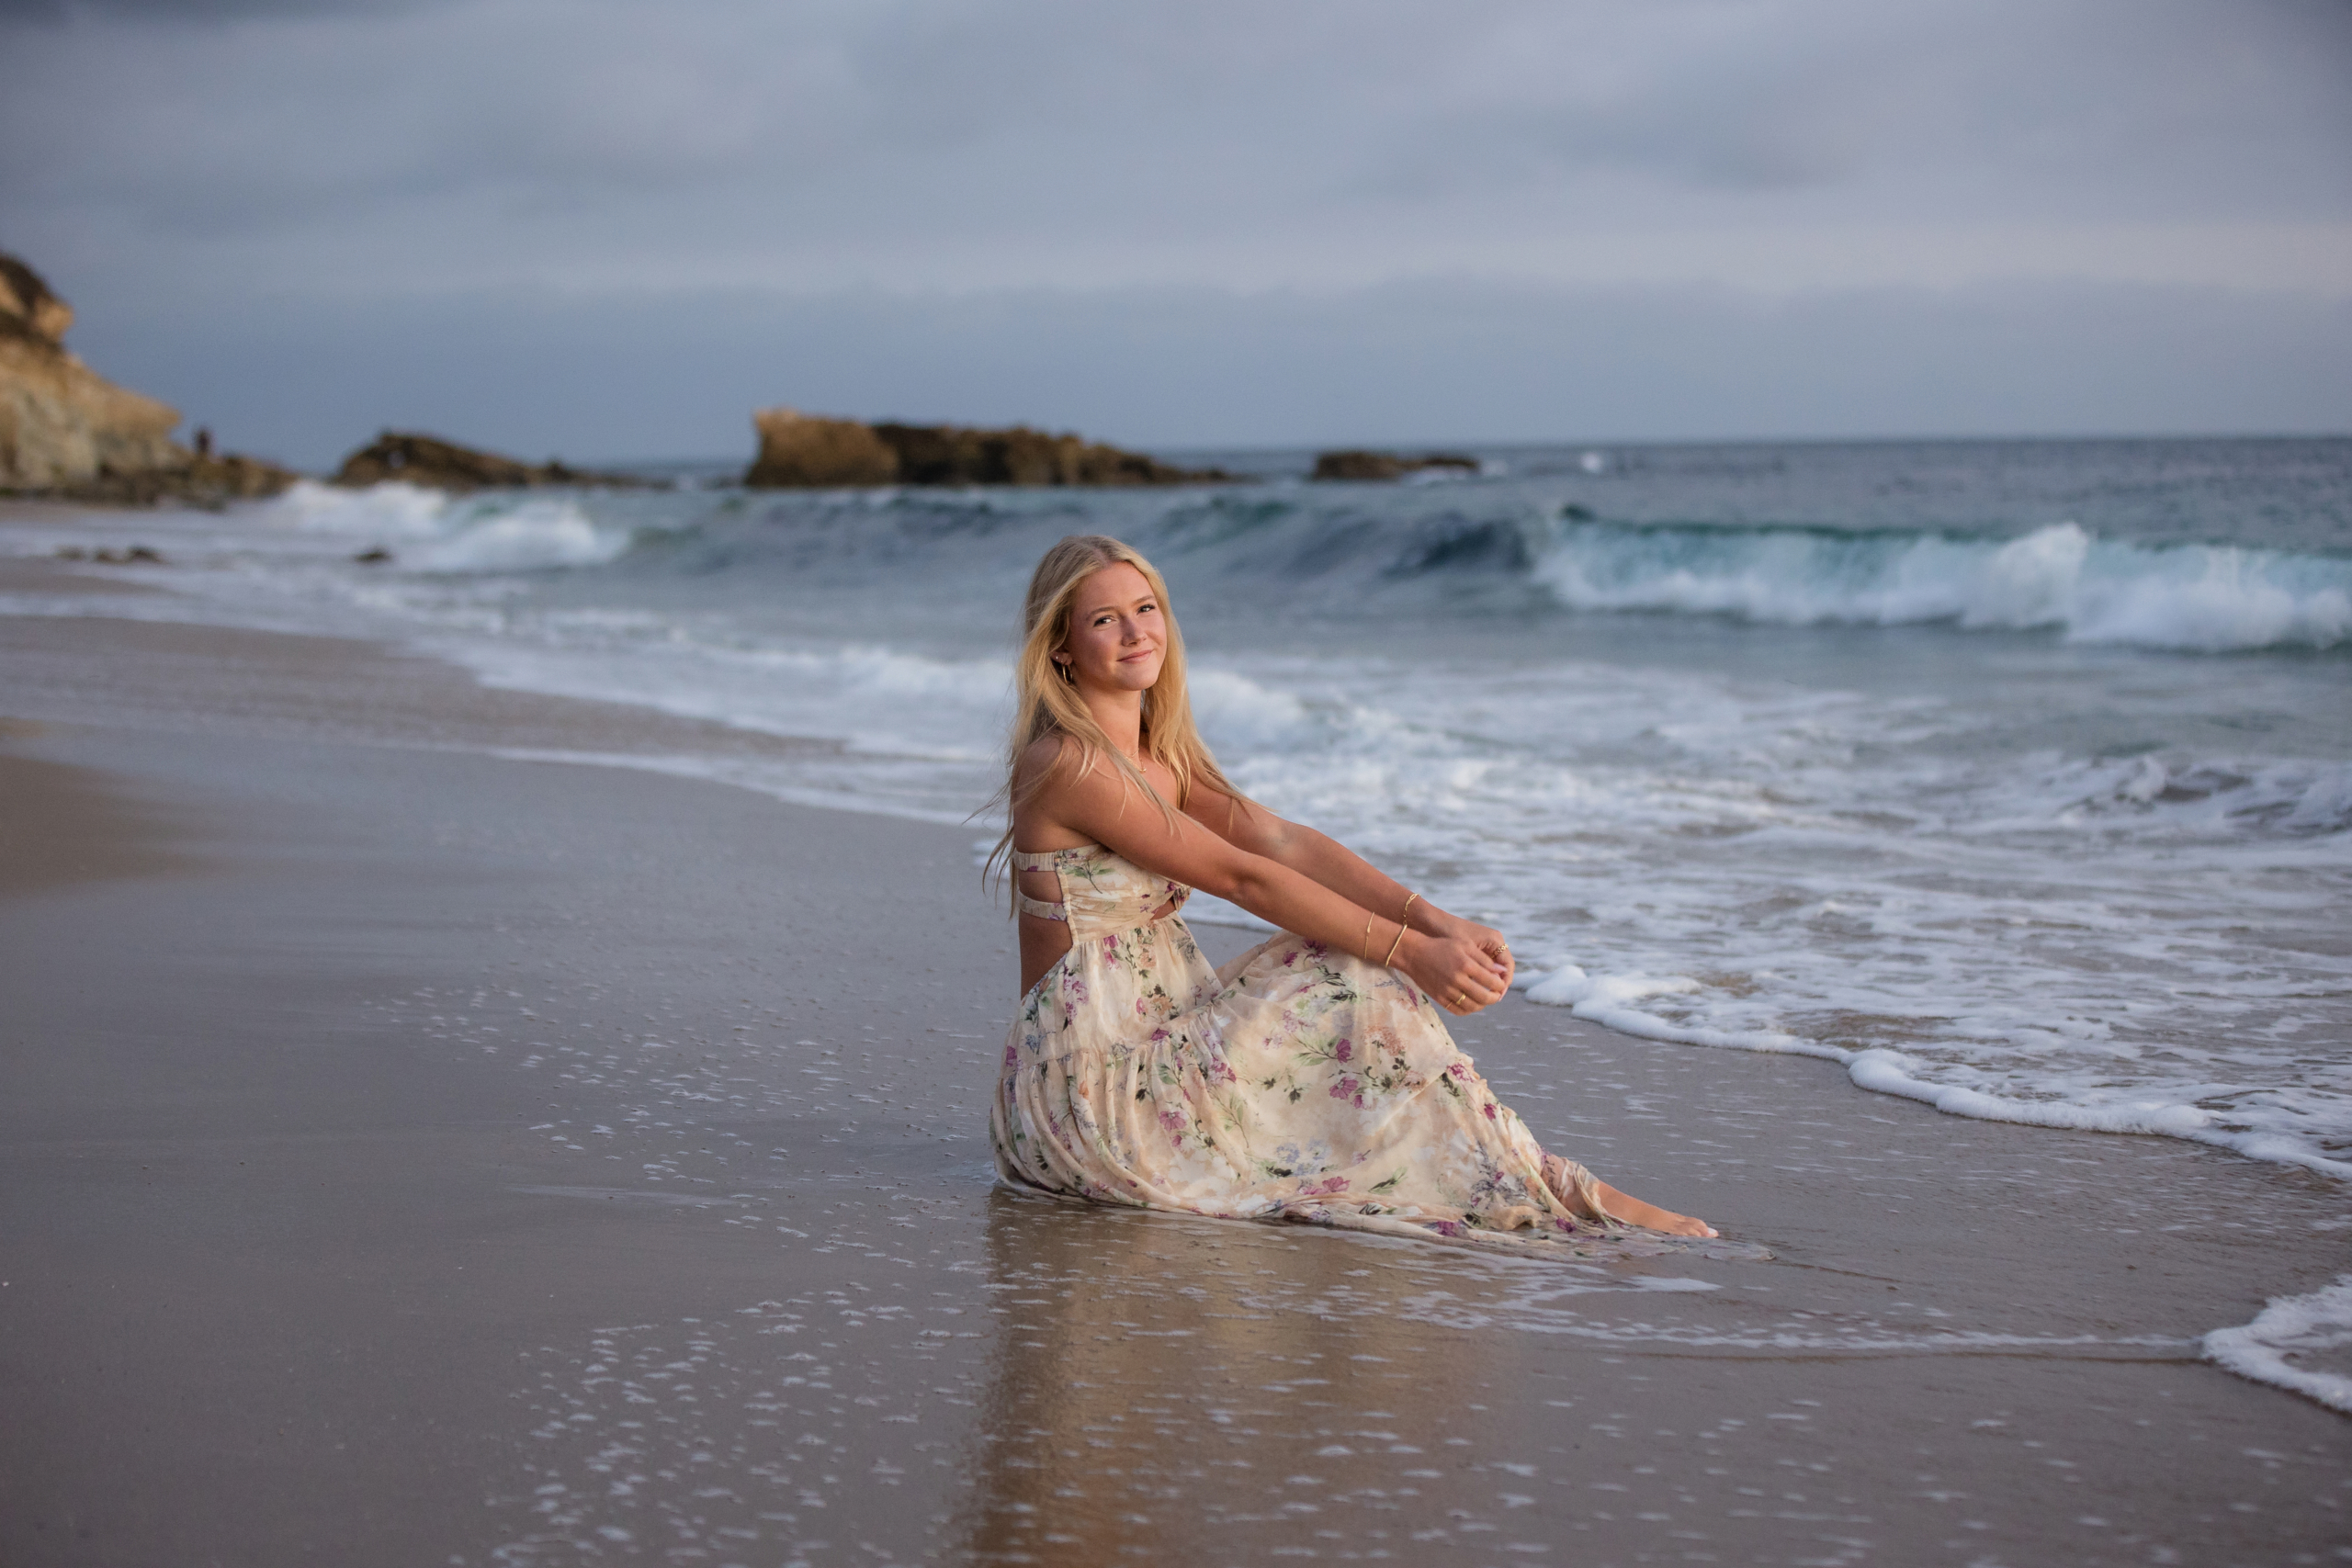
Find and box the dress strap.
[1010,843,1096,869]
[1013,890,1067,922]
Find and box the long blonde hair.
[983,534,1248,897]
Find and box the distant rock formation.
[0,253,299,504]
[1310,449,1481,482]
[745,407,1234,489]
[333,431,655,492]
[745,410,900,488]
[60,451,303,507]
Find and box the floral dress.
[991,843,1622,1255]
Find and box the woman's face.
[1057,561,1166,696]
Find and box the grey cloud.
[0,0,436,19]
[8,0,2347,254]
[4,0,2346,463]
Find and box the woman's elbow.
[1198,862,1272,908]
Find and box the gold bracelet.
[1381,919,1408,968]
[1400,891,1420,928]
[1361,912,1376,963]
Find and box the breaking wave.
[1532,518,2350,652]
[257,479,632,572]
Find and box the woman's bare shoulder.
[1013,731,1082,795]
[1012,733,1108,852]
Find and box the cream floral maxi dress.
[991,843,1624,1256]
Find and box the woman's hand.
[1459,919,1515,993]
[1395,930,1513,1015]
[1412,913,1515,1001]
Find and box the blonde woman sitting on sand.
[989,534,1714,1248]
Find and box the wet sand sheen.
[1,570,2346,1564]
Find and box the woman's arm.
[1184,783,1513,986]
[1043,751,1510,1013]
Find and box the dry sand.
[1,547,2346,1566]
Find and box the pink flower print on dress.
[1333,1038,1353,1063]
[1329,1075,1360,1101]
[1004,1044,1020,1068]
[1484,1102,1499,1121]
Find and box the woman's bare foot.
[1590,1180,1718,1238]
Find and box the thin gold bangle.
[1361,912,1375,963]
[1381,919,1408,968]
[1400,891,1420,928]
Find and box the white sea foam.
[258,478,451,538]
[1534,520,2351,651]
[2203,1277,2352,1415]
[406,501,628,572]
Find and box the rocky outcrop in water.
[1311,449,1480,482]
[0,254,299,504]
[745,407,1232,489]
[745,410,900,487]
[333,431,655,492]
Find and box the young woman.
[989,535,1714,1247]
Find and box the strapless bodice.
[1010,843,1189,938]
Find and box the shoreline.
[2,525,2348,1565]
[9,517,2346,1189]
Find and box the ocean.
[9,437,2349,1190]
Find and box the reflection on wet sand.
[958,1188,1566,1563]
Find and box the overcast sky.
[4,0,2348,466]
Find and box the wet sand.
[2,547,2346,1565]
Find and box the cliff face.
[0,254,299,503]
[746,407,1231,489]
[0,255,186,490]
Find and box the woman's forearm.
[1216,855,1416,968]
[1261,821,1479,939]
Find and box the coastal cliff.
[747,407,1231,489]
[0,253,297,503]
[1,255,184,490]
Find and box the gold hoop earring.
[1056,660,1075,685]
